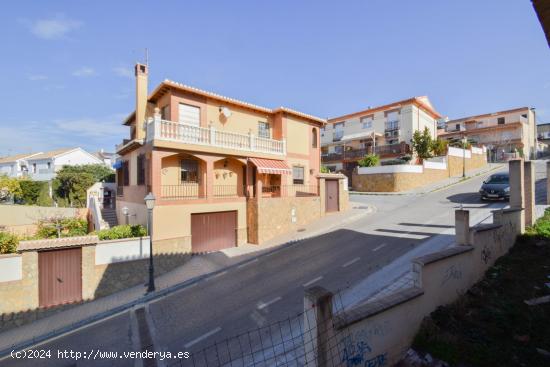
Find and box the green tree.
[411,127,434,160]
[0,175,22,203]
[431,138,448,157]
[358,154,380,167]
[53,164,114,207]
[18,180,46,205]
[320,165,330,173]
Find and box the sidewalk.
[0,201,375,356]
[350,163,504,196]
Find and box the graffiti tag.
[481,245,492,265]
[441,265,462,286]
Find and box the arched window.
[312,128,318,148]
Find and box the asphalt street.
[1,161,546,367]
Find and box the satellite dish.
[221,107,232,119]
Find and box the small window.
[161,105,170,120]
[292,166,304,185]
[137,154,146,185]
[361,116,373,129]
[181,159,199,183]
[497,117,505,125]
[258,122,270,138]
[312,128,318,148]
[32,163,36,173]
[455,124,460,131]
[47,162,51,170]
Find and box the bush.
[358,154,380,167]
[96,225,147,241]
[0,232,18,254]
[320,165,330,173]
[18,180,49,205]
[381,159,407,166]
[431,139,448,157]
[35,217,88,239]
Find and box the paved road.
[1,161,546,367]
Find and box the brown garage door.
[191,211,237,253]
[325,179,339,213]
[39,247,82,308]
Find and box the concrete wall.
[305,206,524,366]
[0,205,87,236]
[352,147,488,192]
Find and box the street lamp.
[462,136,468,178]
[144,192,156,293]
[122,206,129,225]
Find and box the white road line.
[302,276,323,287]
[237,258,258,269]
[342,257,360,268]
[372,243,387,252]
[257,296,282,310]
[184,327,222,348]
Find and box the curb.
[0,204,375,358]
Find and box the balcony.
[146,119,286,156]
[333,130,344,142]
[384,120,400,131]
[322,143,410,162]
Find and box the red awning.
[249,158,292,175]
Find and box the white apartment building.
[321,96,441,172]
[0,147,104,181]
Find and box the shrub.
[381,159,407,166]
[399,155,412,162]
[411,127,434,160]
[320,165,330,173]
[96,225,147,241]
[35,217,88,239]
[18,180,49,205]
[431,139,448,157]
[358,154,380,167]
[0,232,18,254]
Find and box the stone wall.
[352,148,488,192]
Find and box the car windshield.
[486,175,509,184]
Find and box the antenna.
[145,48,149,66]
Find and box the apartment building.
[0,148,103,180]
[438,107,537,161]
[115,64,346,251]
[321,96,441,173]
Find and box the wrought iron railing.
[213,185,246,198]
[161,184,204,199]
[261,184,319,197]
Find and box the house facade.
[438,107,537,161]
[0,148,103,180]
[115,64,346,252]
[321,96,441,173]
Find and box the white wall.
[95,237,151,265]
[0,255,22,282]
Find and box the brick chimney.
[135,63,148,140]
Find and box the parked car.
[479,173,510,201]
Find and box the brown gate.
[325,179,339,213]
[39,247,82,308]
[191,211,237,253]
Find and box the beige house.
[115,64,347,252]
[321,96,441,174]
[438,107,537,161]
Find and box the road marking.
[184,327,222,348]
[372,243,387,252]
[257,296,282,310]
[342,257,360,268]
[237,258,258,269]
[302,276,323,287]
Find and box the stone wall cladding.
[0,252,38,315]
[353,151,488,192]
[256,196,322,243]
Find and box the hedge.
[96,225,147,241]
[0,232,18,254]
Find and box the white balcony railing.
[146,118,286,155]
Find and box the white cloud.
[27,74,48,81]
[113,66,134,79]
[24,15,82,40]
[72,67,97,77]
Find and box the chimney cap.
[135,63,148,76]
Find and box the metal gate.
[191,211,237,253]
[325,180,339,213]
[39,247,82,308]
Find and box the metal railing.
[322,143,410,162]
[261,184,319,197]
[161,184,204,199]
[147,118,286,155]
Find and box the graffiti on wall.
[481,245,492,265]
[340,322,391,367]
[441,264,462,286]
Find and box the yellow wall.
[286,116,311,155]
[205,100,273,136]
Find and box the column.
[303,286,334,367]
[206,159,214,199]
[524,161,535,227]
[509,159,524,209]
[547,161,550,205]
[455,209,470,245]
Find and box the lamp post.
[122,206,129,225]
[462,136,467,178]
[144,192,156,293]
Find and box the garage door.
[39,247,82,308]
[191,211,237,253]
[325,179,339,213]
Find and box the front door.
[325,180,339,213]
[39,247,82,308]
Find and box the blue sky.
[0,0,549,156]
